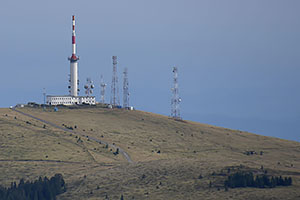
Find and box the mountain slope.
[0,106,300,199]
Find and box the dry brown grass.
[1,106,300,199]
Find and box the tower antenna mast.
[68,15,79,96]
[100,75,107,104]
[171,67,182,119]
[123,67,129,108]
[110,56,120,106]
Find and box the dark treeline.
[0,174,66,200]
[224,171,292,189]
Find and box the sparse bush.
[113,148,119,156]
[77,137,83,143]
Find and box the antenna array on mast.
[84,78,94,96]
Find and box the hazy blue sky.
[0,1,299,141]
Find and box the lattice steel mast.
[110,56,120,106]
[100,75,107,103]
[171,67,182,119]
[123,67,129,108]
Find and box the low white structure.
[46,95,96,106]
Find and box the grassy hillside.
[1,106,300,199]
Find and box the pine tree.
[270,176,276,188]
[288,177,292,186]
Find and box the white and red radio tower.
[68,15,79,96]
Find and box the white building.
[46,95,96,106]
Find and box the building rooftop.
[47,95,95,98]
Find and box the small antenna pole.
[43,88,46,110]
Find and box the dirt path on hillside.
[12,108,133,163]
